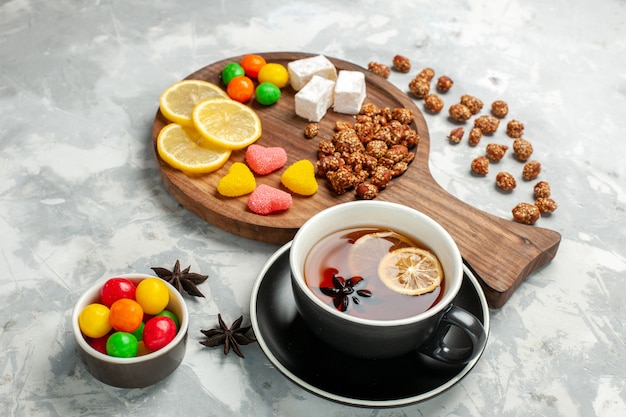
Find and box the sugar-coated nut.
[304,123,319,139]
[471,156,489,175]
[333,70,367,115]
[408,77,430,99]
[468,127,483,146]
[416,68,435,81]
[513,138,533,161]
[368,61,391,78]
[486,143,509,161]
[288,54,337,91]
[535,197,558,213]
[436,76,454,92]
[534,181,551,198]
[522,160,541,180]
[424,94,444,113]
[391,107,414,125]
[294,75,336,122]
[496,171,517,191]
[474,115,500,134]
[460,95,483,115]
[392,55,411,73]
[356,183,379,200]
[448,127,464,143]
[507,119,525,138]
[512,202,540,225]
[491,100,509,118]
[449,103,472,122]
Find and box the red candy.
[247,184,292,215]
[245,144,287,175]
[143,316,177,352]
[100,277,136,307]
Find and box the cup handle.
[418,305,487,364]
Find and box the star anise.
[319,268,372,312]
[199,314,256,358]
[151,260,208,297]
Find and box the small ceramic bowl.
[72,273,188,388]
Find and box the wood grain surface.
[151,52,561,308]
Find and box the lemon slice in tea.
[347,231,415,278]
[378,247,443,296]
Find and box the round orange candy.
[226,76,255,103]
[240,54,267,78]
[109,298,144,332]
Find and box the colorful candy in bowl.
[72,273,188,388]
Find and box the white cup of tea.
[289,201,486,361]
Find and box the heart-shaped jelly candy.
[247,184,292,215]
[245,144,288,175]
[281,160,318,196]
[217,162,256,197]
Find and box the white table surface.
[1,0,624,416]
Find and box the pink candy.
[245,144,288,175]
[247,184,292,215]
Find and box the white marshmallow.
[288,55,337,91]
[333,70,366,115]
[295,75,336,122]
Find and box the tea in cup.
[290,201,486,362]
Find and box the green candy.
[106,332,138,358]
[221,62,245,86]
[255,82,281,105]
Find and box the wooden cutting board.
[152,52,561,308]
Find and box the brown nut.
[368,61,391,78]
[460,95,483,115]
[512,202,540,225]
[436,75,454,92]
[506,119,524,138]
[448,103,472,122]
[424,94,444,113]
[468,127,483,146]
[496,172,517,191]
[356,183,379,200]
[408,77,430,99]
[522,160,541,180]
[304,123,319,139]
[535,197,558,213]
[471,156,489,175]
[512,138,533,161]
[533,181,551,198]
[485,143,509,161]
[447,127,464,144]
[392,55,411,73]
[491,100,509,118]
[474,115,500,134]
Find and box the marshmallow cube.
[288,55,337,91]
[295,76,336,122]
[333,70,366,115]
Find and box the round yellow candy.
[79,303,112,338]
[135,278,170,315]
[257,63,289,88]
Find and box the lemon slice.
[159,80,228,126]
[347,231,415,278]
[378,247,443,296]
[192,98,262,150]
[157,123,231,174]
